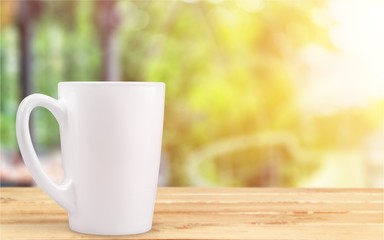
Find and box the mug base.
[68,223,152,236]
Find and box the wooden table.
[1,188,383,239]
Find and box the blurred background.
[1,0,383,187]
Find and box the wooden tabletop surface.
[1,187,383,239]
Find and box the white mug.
[16,82,165,235]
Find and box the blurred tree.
[16,0,43,94]
[16,0,44,144]
[94,0,121,81]
[133,0,331,185]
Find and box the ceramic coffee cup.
[16,82,165,235]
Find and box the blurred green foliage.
[1,0,382,186]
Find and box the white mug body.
[16,82,165,235]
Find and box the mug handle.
[16,94,75,212]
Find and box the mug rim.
[59,81,164,86]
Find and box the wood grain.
[1,187,383,240]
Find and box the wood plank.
[2,224,383,240]
[1,188,383,240]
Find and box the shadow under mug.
[16,81,165,235]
